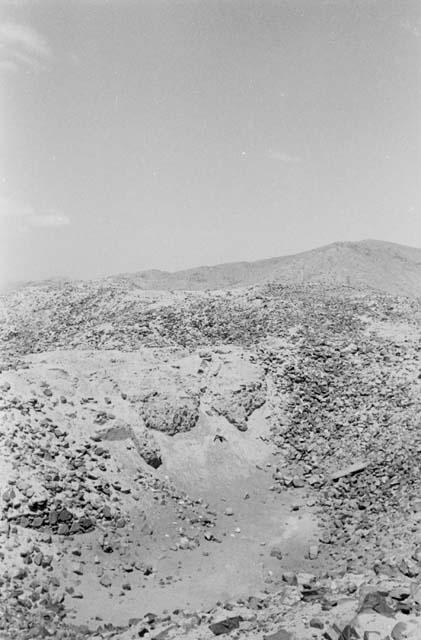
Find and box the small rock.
[282,571,297,585]
[292,476,305,488]
[209,616,243,636]
[310,618,324,629]
[99,574,112,588]
[270,546,283,560]
[322,625,342,640]
[308,544,319,560]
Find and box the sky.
[0,0,420,284]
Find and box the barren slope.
[2,281,421,640]
[108,240,421,296]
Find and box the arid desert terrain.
[1,240,421,639]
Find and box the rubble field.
[1,280,421,639]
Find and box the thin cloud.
[0,196,70,231]
[0,21,52,73]
[268,150,302,164]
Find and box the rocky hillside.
[1,279,421,639]
[107,240,421,297]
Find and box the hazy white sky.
[1,0,420,284]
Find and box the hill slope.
[1,279,421,639]
[110,239,421,296]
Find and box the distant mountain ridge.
[108,239,421,297]
[3,239,421,297]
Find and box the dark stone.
[57,523,69,535]
[322,626,341,640]
[209,616,243,636]
[78,516,93,531]
[358,592,395,617]
[58,508,72,523]
[32,516,44,528]
[69,521,81,534]
[102,505,112,519]
[302,586,327,602]
[310,618,324,629]
[339,625,360,640]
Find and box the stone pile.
[1,281,417,357]
[0,393,131,537]
[257,300,421,567]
